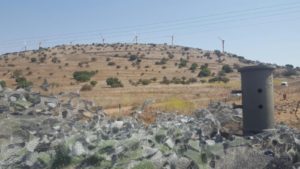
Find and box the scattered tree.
[108,62,116,66]
[198,64,211,77]
[73,71,97,82]
[31,57,37,63]
[80,84,93,91]
[106,77,123,88]
[90,80,97,86]
[178,58,188,68]
[128,55,138,61]
[222,64,233,73]
[155,58,168,65]
[214,50,222,58]
[190,63,198,72]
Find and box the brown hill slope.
[0,43,299,127]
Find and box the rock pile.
[0,88,300,169]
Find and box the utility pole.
[101,35,105,44]
[134,35,138,44]
[218,37,225,53]
[24,41,27,51]
[171,35,174,46]
[38,41,42,49]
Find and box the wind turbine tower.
[100,35,105,44]
[24,41,27,51]
[218,37,225,53]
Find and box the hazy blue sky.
[1,0,300,66]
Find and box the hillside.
[0,43,299,127]
[0,43,256,106]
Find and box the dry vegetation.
[0,43,299,127]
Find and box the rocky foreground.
[0,87,300,169]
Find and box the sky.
[0,0,300,67]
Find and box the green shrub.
[187,77,197,83]
[200,79,207,83]
[51,145,71,169]
[106,77,123,88]
[214,50,222,57]
[132,160,155,169]
[80,84,93,91]
[233,63,240,69]
[51,57,59,63]
[218,70,226,77]
[129,55,138,61]
[73,71,96,82]
[90,80,97,86]
[91,57,97,62]
[204,52,210,57]
[31,57,37,63]
[155,58,168,65]
[285,64,294,69]
[16,77,33,89]
[0,80,6,88]
[190,63,198,72]
[282,69,298,77]
[208,76,230,83]
[151,77,157,81]
[108,61,116,66]
[222,64,233,73]
[198,67,211,77]
[200,63,209,69]
[178,58,188,68]
[138,79,151,85]
[171,77,183,84]
[160,76,197,85]
[160,76,170,84]
[198,64,211,77]
[78,155,104,168]
[12,69,22,78]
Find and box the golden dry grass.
[0,43,299,128]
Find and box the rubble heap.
[0,87,299,169]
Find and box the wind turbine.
[100,34,105,44]
[38,40,44,49]
[133,33,138,44]
[170,35,174,46]
[218,37,225,53]
[69,40,75,45]
[24,41,27,51]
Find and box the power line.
[1,3,300,53]
[1,15,300,55]
[1,1,300,45]
[2,6,300,49]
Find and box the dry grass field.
[0,43,299,127]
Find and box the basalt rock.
[0,88,300,169]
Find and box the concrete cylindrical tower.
[238,65,275,134]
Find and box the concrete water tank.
[238,65,275,134]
